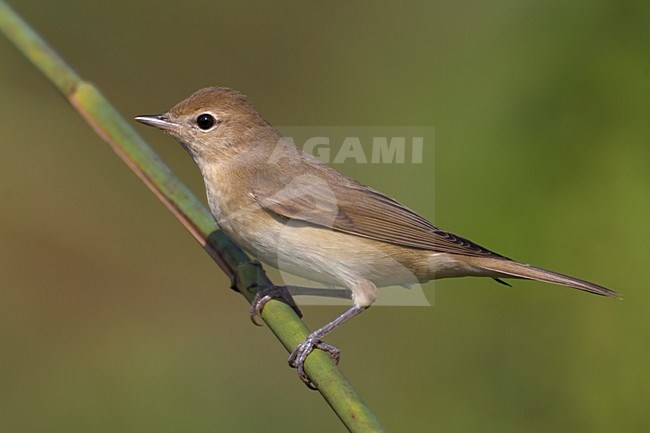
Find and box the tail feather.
[469,257,621,298]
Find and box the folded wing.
[251,169,506,259]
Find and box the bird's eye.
[196,113,216,130]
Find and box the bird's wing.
[250,169,506,258]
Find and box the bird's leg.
[286,286,352,300]
[250,285,353,325]
[249,285,351,325]
[288,305,368,389]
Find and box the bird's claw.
[250,285,302,326]
[250,291,272,326]
[288,335,341,389]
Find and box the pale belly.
[215,205,470,289]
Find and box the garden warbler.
[135,87,618,388]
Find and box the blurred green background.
[1,1,649,432]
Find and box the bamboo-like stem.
[0,2,386,432]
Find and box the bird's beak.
[134,114,178,132]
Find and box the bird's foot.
[288,333,341,389]
[232,261,302,324]
[250,285,302,326]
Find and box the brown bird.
[135,87,619,388]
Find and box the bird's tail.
[467,257,621,298]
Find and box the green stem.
[0,2,386,432]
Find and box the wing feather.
[251,168,505,259]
